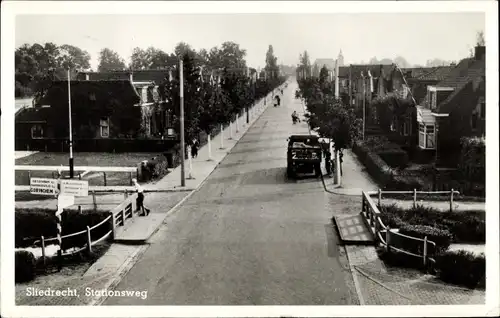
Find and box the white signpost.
[30,178,58,196]
[60,179,89,197]
[30,177,89,271]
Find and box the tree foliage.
[15,42,92,98]
[97,48,127,72]
[297,58,361,151]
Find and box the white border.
[2,1,499,317]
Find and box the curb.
[88,243,149,306]
[88,91,277,305]
[342,246,366,306]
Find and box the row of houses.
[312,45,486,166]
[15,68,266,151]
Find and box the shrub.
[15,250,37,283]
[436,250,485,288]
[378,149,409,168]
[377,246,426,270]
[378,204,485,244]
[15,208,111,249]
[398,224,452,254]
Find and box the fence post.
[92,190,97,212]
[378,189,382,206]
[86,226,92,254]
[28,170,31,180]
[103,172,107,186]
[413,188,417,208]
[386,227,391,252]
[78,173,82,180]
[450,188,454,212]
[41,236,46,267]
[124,191,128,200]
[361,194,365,213]
[423,236,428,268]
[130,171,134,186]
[121,208,126,226]
[110,212,116,240]
[78,205,82,214]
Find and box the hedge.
[15,250,37,283]
[16,208,111,249]
[378,149,409,168]
[378,204,485,244]
[352,141,393,185]
[398,224,452,254]
[436,250,485,289]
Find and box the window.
[471,112,478,130]
[403,121,409,136]
[418,123,436,149]
[31,125,43,139]
[430,91,437,110]
[100,117,109,138]
[480,102,485,119]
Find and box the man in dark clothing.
[339,150,344,176]
[191,139,199,158]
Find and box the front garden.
[15,207,112,283]
[377,203,486,289]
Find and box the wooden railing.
[361,191,437,268]
[367,189,460,212]
[25,192,138,267]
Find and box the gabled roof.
[313,58,336,71]
[419,57,485,113]
[337,66,350,78]
[349,64,383,79]
[36,80,141,106]
[413,66,455,81]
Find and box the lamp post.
[67,68,74,178]
[179,59,186,187]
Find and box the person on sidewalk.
[132,178,150,216]
[191,139,199,158]
[339,150,344,176]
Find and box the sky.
[15,12,485,70]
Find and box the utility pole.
[179,59,186,187]
[67,68,74,178]
[363,74,366,141]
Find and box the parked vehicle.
[286,135,322,178]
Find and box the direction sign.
[30,178,58,196]
[60,180,89,197]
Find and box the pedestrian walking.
[191,139,199,158]
[339,151,344,176]
[133,178,150,216]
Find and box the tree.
[15,42,92,98]
[265,45,279,79]
[476,31,485,46]
[97,48,126,72]
[393,56,411,68]
[130,47,174,70]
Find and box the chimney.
[474,46,485,61]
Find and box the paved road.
[103,81,359,305]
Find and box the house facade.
[15,69,179,151]
[415,45,485,166]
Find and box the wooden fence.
[367,189,460,212]
[27,192,138,268]
[361,191,437,269]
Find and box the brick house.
[415,46,485,165]
[15,74,171,151]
